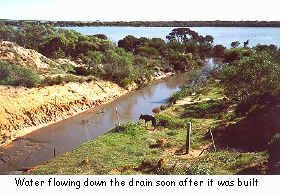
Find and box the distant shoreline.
[0,20,280,27]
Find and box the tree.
[166,41,186,53]
[185,42,199,55]
[40,35,68,58]
[138,37,150,46]
[223,48,244,63]
[253,44,279,63]
[231,41,240,48]
[198,43,213,59]
[166,28,199,44]
[204,35,214,44]
[148,38,166,50]
[136,46,159,58]
[243,39,249,47]
[212,44,226,57]
[198,35,214,44]
[167,52,195,71]
[92,34,108,40]
[118,35,141,52]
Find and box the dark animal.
[139,114,156,127]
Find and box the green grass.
[180,100,232,119]
[31,123,148,174]
[186,151,268,175]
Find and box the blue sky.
[0,0,280,21]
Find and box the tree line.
[0,20,280,27]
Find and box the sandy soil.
[0,80,127,146]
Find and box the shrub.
[221,50,280,98]
[160,104,168,111]
[120,78,133,89]
[0,62,40,88]
[212,44,226,57]
[223,48,252,63]
[167,52,195,71]
[235,92,275,116]
[152,107,161,113]
[136,46,159,58]
[74,66,92,76]
[60,63,75,72]
[42,75,64,85]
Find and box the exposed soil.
[0,41,60,73]
[0,81,128,146]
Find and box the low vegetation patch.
[0,61,40,88]
[186,151,268,175]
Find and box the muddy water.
[0,73,188,174]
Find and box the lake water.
[63,26,280,48]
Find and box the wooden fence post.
[209,129,217,152]
[115,107,120,126]
[186,122,191,154]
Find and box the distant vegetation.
[0,20,280,27]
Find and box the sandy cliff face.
[0,81,127,146]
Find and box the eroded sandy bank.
[0,72,173,146]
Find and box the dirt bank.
[0,71,173,146]
[0,80,127,146]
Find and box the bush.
[160,104,168,111]
[152,107,161,113]
[0,62,40,88]
[235,91,276,116]
[112,122,146,136]
[212,44,226,57]
[167,52,195,71]
[221,50,280,98]
[60,63,75,73]
[74,66,92,76]
[136,46,159,58]
[42,75,64,86]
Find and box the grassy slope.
[29,80,268,175]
